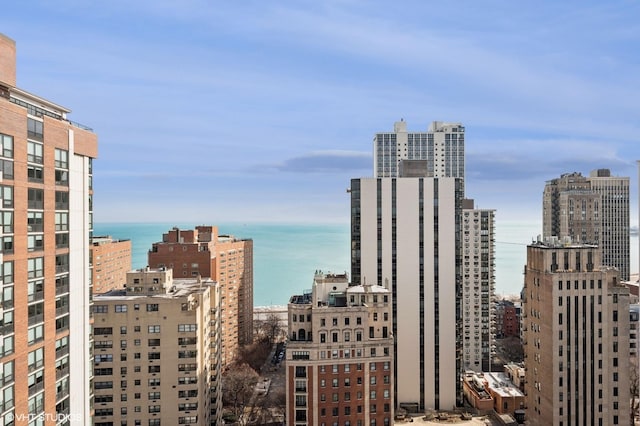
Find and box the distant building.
[462,372,494,412]
[523,239,630,425]
[483,372,525,415]
[92,235,132,293]
[0,33,97,423]
[543,170,630,280]
[463,371,525,416]
[285,271,394,426]
[147,225,253,364]
[495,300,520,338]
[373,120,465,178]
[462,199,496,371]
[503,364,525,393]
[93,267,222,425]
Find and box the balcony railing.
[56,366,70,380]
[28,313,44,326]
[56,345,69,359]
[28,380,45,396]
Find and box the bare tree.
[261,313,283,345]
[237,339,272,373]
[631,360,639,426]
[246,388,286,425]
[223,363,259,424]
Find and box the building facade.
[587,169,630,281]
[92,235,132,294]
[0,33,97,424]
[286,271,394,426]
[350,174,463,411]
[93,267,222,425]
[543,170,630,280]
[461,199,495,372]
[147,225,253,365]
[523,240,630,425]
[373,120,465,179]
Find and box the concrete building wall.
[352,177,461,411]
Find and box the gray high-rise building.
[373,120,465,179]
[543,169,630,280]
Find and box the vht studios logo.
[8,413,82,422]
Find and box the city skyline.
[1,1,639,224]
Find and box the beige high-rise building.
[373,120,465,179]
[350,172,463,411]
[543,169,630,280]
[286,271,394,426]
[93,267,222,426]
[147,225,253,365]
[461,199,495,372]
[92,236,132,294]
[0,33,97,424]
[523,240,630,425]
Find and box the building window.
[0,133,13,158]
[115,305,127,313]
[55,191,69,210]
[54,149,68,169]
[27,118,43,141]
[27,140,43,163]
[27,257,44,279]
[55,212,69,231]
[27,234,44,252]
[27,188,44,209]
[27,164,43,182]
[146,304,159,312]
[0,185,12,208]
[27,211,43,232]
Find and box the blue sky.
[2,1,639,226]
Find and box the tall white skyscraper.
[373,120,465,179]
[350,172,463,411]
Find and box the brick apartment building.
[147,225,253,365]
[286,271,394,425]
[93,267,223,425]
[0,33,97,424]
[92,235,132,294]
